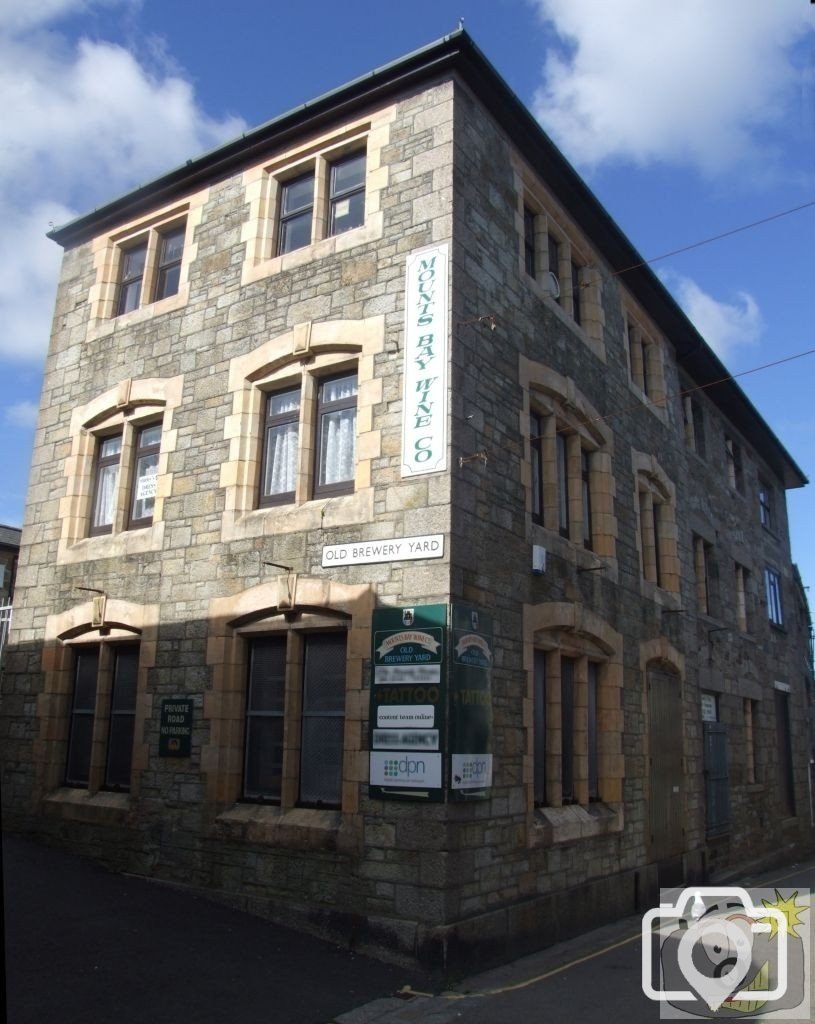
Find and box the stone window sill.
[43,788,130,822]
[58,522,165,564]
[530,801,623,847]
[213,804,358,852]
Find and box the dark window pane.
[524,207,536,278]
[533,650,546,805]
[300,717,343,806]
[556,432,569,537]
[65,714,94,787]
[111,647,138,711]
[548,234,560,301]
[561,657,575,803]
[248,639,286,713]
[105,715,135,789]
[66,648,99,787]
[588,662,599,799]
[105,646,138,790]
[281,174,314,215]
[278,211,312,254]
[117,242,147,316]
[530,414,542,524]
[582,449,592,550]
[300,634,346,807]
[244,717,283,800]
[160,226,185,265]
[155,263,181,301]
[331,153,365,195]
[571,261,581,324]
[329,153,366,236]
[244,638,286,802]
[73,648,100,710]
[117,279,142,315]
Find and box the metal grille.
[300,634,346,807]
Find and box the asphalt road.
[2,836,428,1024]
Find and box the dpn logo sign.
[369,750,442,789]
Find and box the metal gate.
[647,665,684,862]
[703,722,730,836]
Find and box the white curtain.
[93,465,118,528]
[320,408,356,485]
[265,422,298,495]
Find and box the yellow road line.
[401,857,815,1003]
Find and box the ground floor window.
[65,644,138,791]
[244,632,346,808]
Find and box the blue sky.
[1,0,813,595]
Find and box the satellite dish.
[545,271,561,299]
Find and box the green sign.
[369,604,447,801]
[158,698,193,758]
[449,604,494,799]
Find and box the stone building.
[2,31,812,970]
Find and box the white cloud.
[662,271,763,361]
[5,400,39,428]
[0,0,246,363]
[530,0,814,174]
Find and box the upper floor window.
[523,206,536,277]
[520,199,595,331]
[634,456,679,594]
[759,480,774,530]
[682,394,706,458]
[529,412,596,551]
[275,149,366,257]
[314,373,358,498]
[259,388,301,507]
[277,173,314,255]
[765,567,784,626]
[693,534,716,616]
[258,370,357,508]
[626,313,665,408]
[115,220,187,317]
[725,436,744,493]
[90,421,162,536]
[735,562,750,633]
[329,152,366,235]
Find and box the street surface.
[3,834,814,1024]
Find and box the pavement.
[4,834,815,1024]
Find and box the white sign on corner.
[402,243,449,477]
[321,534,443,568]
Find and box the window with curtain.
[90,435,122,535]
[315,373,358,496]
[259,388,301,506]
